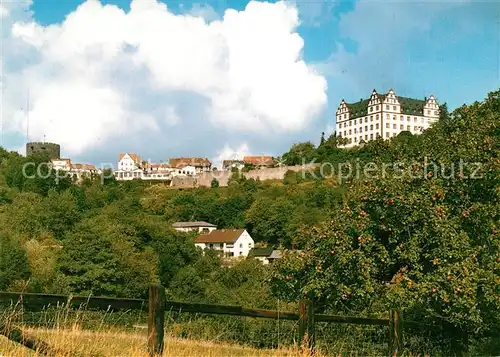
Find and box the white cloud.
[0,5,8,18]
[212,143,251,169]
[2,0,327,158]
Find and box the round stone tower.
[26,142,61,160]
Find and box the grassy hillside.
[0,327,311,357]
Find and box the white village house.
[194,229,255,258]
[114,153,207,181]
[172,221,218,234]
[114,153,145,180]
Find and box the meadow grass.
[0,326,316,357]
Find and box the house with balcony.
[114,153,145,180]
[194,229,255,258]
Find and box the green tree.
[270,90,500,337]
[282,142,316,165]
[211,178,220,188]
[58,214,158,298]
[0,236,30,289]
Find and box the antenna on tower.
[26,88,30,143]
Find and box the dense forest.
[0,90,498,353]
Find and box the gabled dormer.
[383,88,401,113]
[368,89,382,113]
[336,99,350,122]
[424,94,439,118]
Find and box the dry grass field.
[0,327,317,357]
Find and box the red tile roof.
[71,163,97,171]
[119,153,141,164]
[150,163,171,169]
[243,156,274,166]
[169,157,211,168]
[194,229,245,244]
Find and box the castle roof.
[344,91,428,119]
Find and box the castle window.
[376,123,379,129]
[370,134,374,140]
[354,129,357,134]
[414,126,418,131]
[365,126,368,131]
[386,123,390,128]
[414,118,417,123]
[400,125,404,130]
[354,120,356,125]
[393,105,396,110]
[370,125,373,130]
[365,118,368,123]
[400,115,403,120]
[386,105,389,110]
[427,110,431,115]
[376,105,379,110]
[393,124,396,129]
[376,114,379,119]
[360,127,363,133]
[370,116,373,121]
[350,121,352,126]
[407,125,410,130]
[365,135,368,140]
[354,137,357,142]
[386,113,390,118]
[349,129,352,134]
[369,107,373,113]
[386,132,390,138]
[434,110,438,115]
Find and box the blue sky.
[1,0,499,165]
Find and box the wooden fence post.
[298,299,315,352]
[148,284,165,356]
[388,310,403,357]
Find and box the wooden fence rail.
[0,286,415,356]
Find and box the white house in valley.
[336,88,440,148]
[194,229,255,258]
[172,221,218,233]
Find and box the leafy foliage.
[0,89,497,353]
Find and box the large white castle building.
[336,89,439,148]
